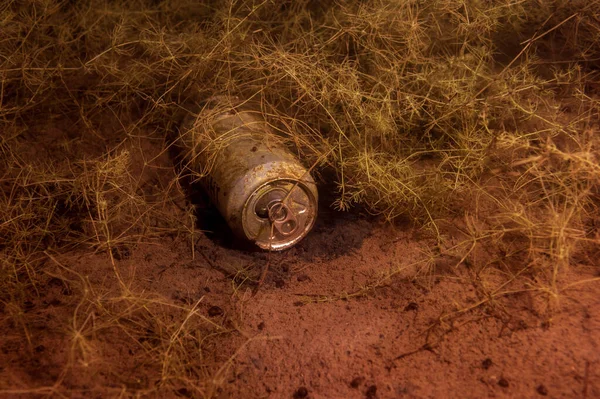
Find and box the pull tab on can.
[179,96,318,251]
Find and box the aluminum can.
[179,96,318,251]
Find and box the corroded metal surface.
[180,96,318,250]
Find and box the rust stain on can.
[179,96,318,250]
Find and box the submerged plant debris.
[1,0,599,397]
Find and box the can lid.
[243,179,317,250]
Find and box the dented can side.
[180,97,318,250]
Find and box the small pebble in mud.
[365,385,377,398]
[498,378,509,388]
[482,358,493,369]
[207,306,224,317]
[297,274,310,282]
[257,322,265,331]
[404,302,418,311]
[111,245,130,260]
[274,278,286,288]
[293,386,308,398]
[350,376,365,389]
[541,321,551,330]
[293,301,305,307]
[536,384,548,396]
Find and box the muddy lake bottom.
[1,205,598,399]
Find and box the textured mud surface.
[3,216,598,399]
[1,127,598,399]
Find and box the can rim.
[242,178,318,251]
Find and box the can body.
[179,97,318,250]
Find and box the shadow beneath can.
[189,184,259,252]
[287,182,377,262]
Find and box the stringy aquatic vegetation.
[1,0,599,396]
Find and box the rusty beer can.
[179,96,318,250]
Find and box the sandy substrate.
[3,210,597,399]
[1,128,598,399]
